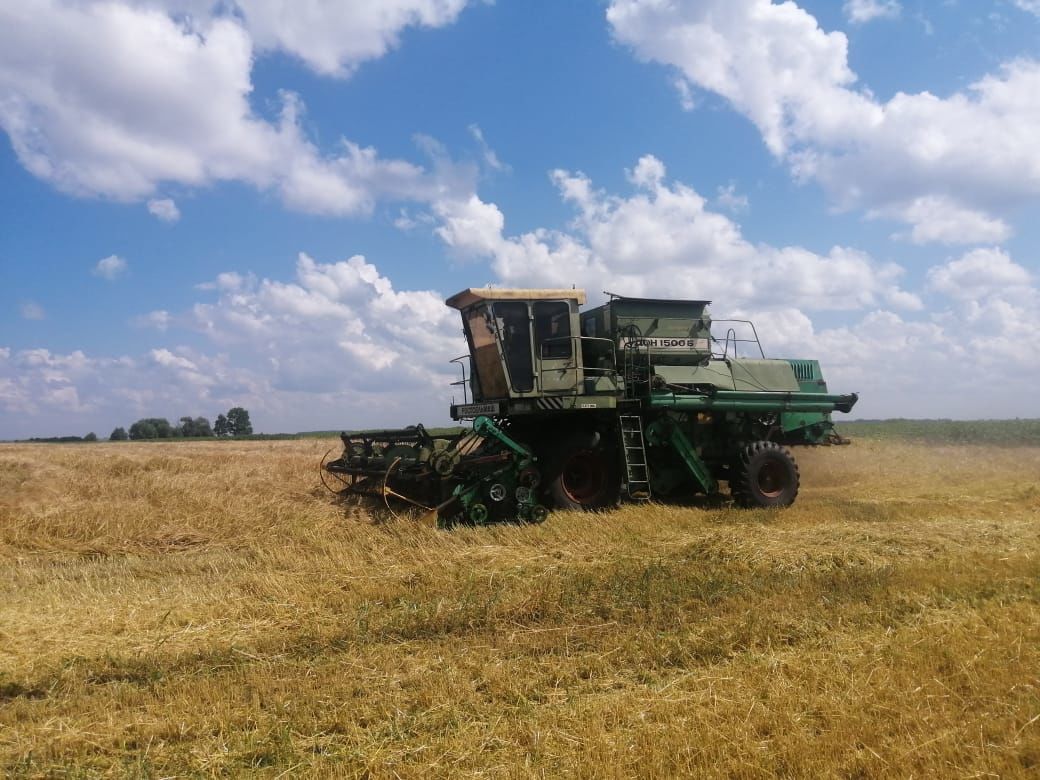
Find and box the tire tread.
[731,440,800,508]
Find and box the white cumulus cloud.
[134,310,172,331]
[0,344,257,438]
[189,251,464,407]
[93,254,128,280]
[0,1,475,216]
[147,197,180,222]
[432,155,918,314]
[20,302,46,320]
[715,183,749,213]
[844,0,902,24]
[468,124,509,173]
[214,0,473,78]
[926,247,1033,302]
[870,196,1012,246]
[607,0,1040,245]
[5,227,1040,436]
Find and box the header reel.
[321,417,549,527]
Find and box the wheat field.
[1,437,1038,777]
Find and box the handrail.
[537,336,619,394]
[538,335,617,369]
[711,319,765,360]
[597,314,764,361]
[449,355,470,404]
[448,335,619,400]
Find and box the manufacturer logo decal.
[619,337,709,351]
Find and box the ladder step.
[619,415,652,500]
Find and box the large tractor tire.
[731,441,800,508]
[546,431,620,511]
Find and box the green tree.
[178,416,214,438]
[84,432,98,442]
[154,418,175,438]
[226,407,253,436]
[193,416,214,437]
[129,420,156,440]
[214,414,230,437]
[129,418,175,440]
[109,427,128,441]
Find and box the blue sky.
[2,0,1040,438]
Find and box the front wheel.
[731,441,800,508]
[546,431,620,511]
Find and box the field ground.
[1,436,1039,777]
[839,419,1040,447]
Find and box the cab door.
[463,305,509,400]
[534,300,583,394]
[493,301,536,395]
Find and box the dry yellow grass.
[1,438,1038,777]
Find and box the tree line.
[26,433,99,444]
[108,407,253,441]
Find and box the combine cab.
[324,288,857,525]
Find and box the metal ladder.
[622,342,651,398]
[619,415,651,500]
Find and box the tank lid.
[604,294,712,306]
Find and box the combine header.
[324,288,857,525]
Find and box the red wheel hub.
[756,460,788,498]
[561,450,607,504]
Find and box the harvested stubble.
[1,438,1038,777]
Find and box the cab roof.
[445,288,587,310]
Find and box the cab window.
[534,301,572,359]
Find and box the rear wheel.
[547,431,620,511]
[731,441,800,508]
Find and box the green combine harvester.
[323,288,858,525]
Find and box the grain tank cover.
[580,295,713,367]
